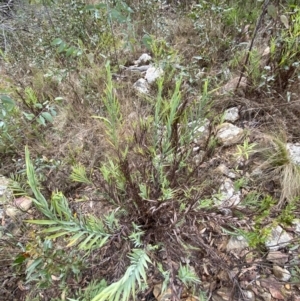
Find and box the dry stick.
[235,0,270,91]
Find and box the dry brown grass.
[258,133,300,206]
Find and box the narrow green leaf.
[47,231,70,239]
[26,258,43,276]
[79,233,94,249]
[25,220,58,225]
[67,232,86,247]
[42,226,64,233]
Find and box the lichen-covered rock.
[216,123,244,146]
[265,225,292,251]
[223,107,239,122]
[133,78,150,94]
[189,119,210,147]
[0,176,13,206]
[215,178,241,207]
[134,53,152,65]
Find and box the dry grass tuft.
[259,133,300,206]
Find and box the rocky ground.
[0,1,300,301]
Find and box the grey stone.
[189,119,210,147]
[145,66,163,84]
[292,219,300,233]
[241,290,255,301]
[273,265,291,282]
[224,107,239,122]
[265,225,292,251]
[134,53,152,65]
[216,123,244,146]
[0,176,12,205]
[216,178,241,207]
[286,143,300,165]
[133,78,150,94]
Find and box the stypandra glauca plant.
[25,61,211,300]
[79,62,210,296]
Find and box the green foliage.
[67,280,108,301]
[70,164,93,185]
[16,238,83,288]
[178,264,200,287]
[22,87,57,126]
[91,248,151,301]
[238,194,276,247]
[0,93,18,152]
[157,263,170,294]
[51,38,83,57]
[237,227,271,248]
[277,198,297,225]
[93,61,122,148]
[25,146,111,250]
[24,146,153,301]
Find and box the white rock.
[223,107,239,122]
[134,53,152,65]
[193,151,205,165]
[242,290,255,301]
[286,143,300,165]
[273,265,291,282]
[226,235,249,252]
[0,176,12,205]
[265,225,292,251]
[216,178,241,207]
[133,78,150,94]
[145,66,163,84]
[292,219,300,233]
[217,123,244,146]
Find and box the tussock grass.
[259,134,300,206]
